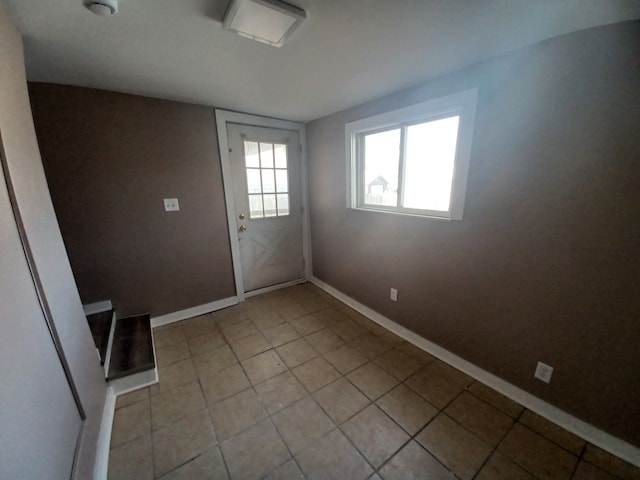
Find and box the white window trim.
[345,88,478,220]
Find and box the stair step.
[86,309,114,365]
[107,314,155,381]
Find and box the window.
[244,140,290,218]
[346,89,478,220]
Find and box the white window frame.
[346,88,478,220]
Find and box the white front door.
[227,124,304,293]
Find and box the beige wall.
[307,20,640,447]
[29,85,236,317]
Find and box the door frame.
[215,110,311,302]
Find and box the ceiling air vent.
[223,0,306,47]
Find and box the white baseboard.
[309,275,640,468]
[93,387,116,480]
[83,300,112,316]
[245,278,306,298]
[150,296,238,328]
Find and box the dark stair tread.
[86,309,113,365]
[107,314,155,381]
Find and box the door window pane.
[274,144,287,168]
[244,140,291,219]
[246,169,262,194]
[261,168,276,193]
[260,143,274,168]
[362,129,400,207]
[245,141,260,168]
[263,194,277,217]
[275,169,288,193]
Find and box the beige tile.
[292,356,341,392]
[181,313,219,339]
[251,308,286,331]
[405,365,465,408]
[374,348,423,380]
[342,404,410,468]
[583,444,640,480]
[519,410,585,455]
[572,460,617,480]
[155,341,190,368]
[475,452,536,480]
[263,323,300,347]
[155,358,198,394]
[153,323,186,348]
[213,305,249,326]
[110,397,151,448]
[313,378,370,424]
[108,435,153,480]
[427,359,473,387]
[376,384,438,435]
[295,428,373,480]
[209,388,267,441]
[395,341,436,364]
[255,371,308,415]
[467,381,523,418]
[323,344,368,374]
[290,314,325,336]
[221,418,290,480]
[379,440,456,480]
[299,295,330,313]
[229,331,271,360]
[304,328,344,354]
[277,302,311,321]
[192,344,237,379]
[276,338,318,368]
[220,319,259,341]
[347,362,399,400]
[350,333,396,360]
[150,381,206,430]
[331,319,366,342]
[200,363,250,404]
[265,459,304,480]
[313,308,350,327]
[115,387,149,409]
[272,397,335,454]
[152,409,216,477]
[497,423,578,480]
[416,414,492,480]
[444,392,514,446]
[158,446,228,480]
[187,330,227,357]
[242,350,288,385]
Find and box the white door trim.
[215,110,311,301]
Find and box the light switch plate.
[163,198,180,212]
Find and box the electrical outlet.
[163,198,180,212]
[390,288,398,302]
[534,361,554,383]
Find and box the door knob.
[238,225,247,232]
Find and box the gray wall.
[0,6,107,477]
[306,21,640,447]
[29,85,236,317]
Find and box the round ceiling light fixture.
[85,0,118,16]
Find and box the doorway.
[216,111,309,300]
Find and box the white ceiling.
[3,0,640,122]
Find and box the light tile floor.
[108,283,640,480]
